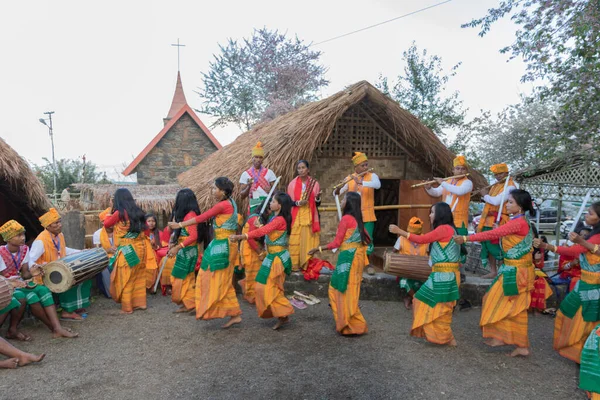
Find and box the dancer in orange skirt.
[231,192,294,330]
[309,192,370,335]
[239,202,269,304]
[171,178,242,329]
[455,189,536,357]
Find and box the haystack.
[0,138,51,241]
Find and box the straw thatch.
[179,81,487,210]
[513,145,600,182]
[73,183,181,215]
[0,138,51,238]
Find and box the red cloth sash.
[291,176,320,233]
[0,245,28,278]
[246,167,271,194]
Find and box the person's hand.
[297,199,308,207]
[30,264,44,277]
[389,225,401,235]
[433,177,444,185]
[109,247,117,253]
[454,235,465,245]
[229,234,244,242]
[492,223,499,229]
[253,219,263,228]
[423,181,432,190]
[352,175,361,185]
[167,245,180,258]
[534,253,542,261]
[307,248,319,256]
[8,278,26,288]
[168,221,180,230]
[480,188,489,196]
[533,238,545,248]
[568,232,583,244]
[563,261,572,270]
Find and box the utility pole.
[39,111,57,204]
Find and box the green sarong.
[364,222,374,256]
[171,227,199,279]
[0,296,21,314]
[330,229,362,293]
[479,226,502,267]
[109,232,141,271]
[414,238,460,308]
[58,281,92,312]
[580,323,600,394]
[487,226,533,296]
[200,199,238,272]
[14,285,54,307]
[455,224,468,263]
[399,278,422,293]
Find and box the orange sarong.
[171,273,196,310]
[255,256,294,319]
[110,238,147,313]
[240,238,261,304]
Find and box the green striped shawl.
[256,229,292,285]
[330,228,362,293]
[171,227,199,279]
[487,226,533,296]
[580,324,600,394]
[559,255,600,321]
[109,231,140,270]
[414,237,460,308]
[200,199,238,272]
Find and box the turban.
[98,207,112,222]
[407,217,423,234]
[252,142,265,157]
[490,163,509,174]
[39,208,61,228]
[0,220,25,242]
[453,155,468,167]
[352,152,368,166]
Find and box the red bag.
[302,257,334,281]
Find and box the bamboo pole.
[411,174,470,188]
[318,204,433,212]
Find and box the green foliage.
[463,0,600,141]
[376,42,467,141]
[33,158,103,193]
[199,28,329,131]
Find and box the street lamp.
[39,111,57,204]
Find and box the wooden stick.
[471,177,507,197]
[411,174,470,188]
[333,168,374,190]
[319,204,433,212]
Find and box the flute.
[470,177,507,197]
[411,173,470,189]
[333,168,374,190]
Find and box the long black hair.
[509,189,536,217]
[274,192,293,235]
[587,201,600,238]
[343,192,370,245]
[431,202,456,230]
[215,177,234,199]
[112,188,146,233]
[171,188,204,243]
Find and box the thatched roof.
[0,138,51,238]
[513,145,600,183]
[73,183,181,215]
[179,81,487,209]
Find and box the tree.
[199,28,329,131]
[376,42,467,141]
[33,158,104,193]
[463,0,600,141]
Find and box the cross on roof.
[171,38,186,71]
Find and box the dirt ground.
[1,294,584,400]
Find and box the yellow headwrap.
[39,208,61,228]
[252,142,265,157]
[407,217,423,234]
[98,207,112,222]
[352,152,368,166]
[453,155,468,167]
[0,220,25,242]
[490,163,509,174]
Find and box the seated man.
[0,220,78,339]
[0,288,27,341]
[0,336,44,368]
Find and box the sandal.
[288,296,307,310]
[293,291,317,305]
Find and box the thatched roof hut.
[0,138,51,241]
[179,81,487,245]
[73,183,181,216]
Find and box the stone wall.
[136,112,218,185]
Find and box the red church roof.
[122,73,222,176]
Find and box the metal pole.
[44,111,57,204]
[555,187,563,248]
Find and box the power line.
[312,0,453,46]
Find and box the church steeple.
[165,71,188,122]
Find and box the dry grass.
[73,183,180,215]
[513,145,600,181]
[179,80,487,210]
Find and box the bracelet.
[319,246,323,253]
[406,233,410,239]
[179,243,184,249]
[178,222,183,228]
[463,236,468,243]
[243,233,248,240]
[593,244,599,254]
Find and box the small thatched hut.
[0,138,51,242]
[179,81,486,246]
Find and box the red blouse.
[193,200,234,224]
[103,210,127,228]
[407,225,454,244]
[555,233,600,258]
[246,216,287,240]
[468,217,530,242]
[326,215,357,250]
[246,215,261,252]
[179,211,198,247]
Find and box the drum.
[0,276,15,309]
[42,248,109,293]
[383,252,431,281]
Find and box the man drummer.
[0,220,77,338]
[29,208,91,321]
[334,152,381,274]
[477,163,516,279]
[239,141,278,215]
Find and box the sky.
[0,0,530,181]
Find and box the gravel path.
[2,294,583,400]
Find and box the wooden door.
[397,180,440,234]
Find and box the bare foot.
[403,297,412,310]
[510,347,530,357]
[61,312,84,320]
[273,316,289,330]
[174,306,189,314]
[6,330,32,342]
[120,310,133,315]
[134,306,147,311]
[484,338,505,347]
[448,338,457,347]
[53,327,78,339]
[481,272,497,279]
[222,316,242,329]
[0,358,19,369]
[17,353,45,366]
